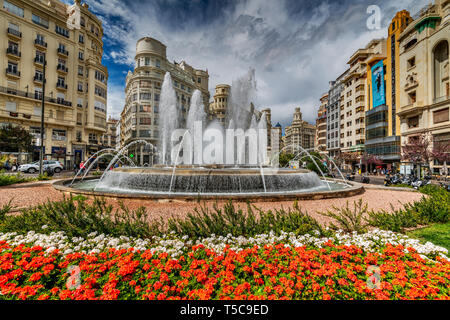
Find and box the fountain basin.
[53,167,364,201]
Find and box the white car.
[18,160,64,174]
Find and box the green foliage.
[366,204,419,233]
[318,199,368,233]
[0,200,12,221]
[37,172,52,181]
[366,185,449,232]
[279,153,295,167]
[0,170,34,186]
[0,196,161,239]
[167,200,327,238]
[0,123,34,153]
[407,222,450,251]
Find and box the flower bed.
[0,230,449,300]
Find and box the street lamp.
[39,53,46,176]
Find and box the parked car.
[18,160,64,174]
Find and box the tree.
[361,152,382,173]
[431,139,450,165]
[401,131,432,165]
[0,124,34,153]
[279,153,295,167]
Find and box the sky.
[66,0,430,128]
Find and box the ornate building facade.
[120,37,210,165]
[0,0,108,168]
[283,107,316,154]
[398,1,450,174]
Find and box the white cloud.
[82,0,430,126]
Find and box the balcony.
[56,82,68,90]
[57,64,68,73]
[6,68,20,78]
[34,57,45,66]
[34,39,47,49]
[77,103,83,108]
[6,48,21,60]
[56,97,71,107]
[33,75,43,84]
[7,28,21,40]
[57,48,69,57]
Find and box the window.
[154,94,160,101]
[35,51,45,64]
[52,129,66,141]
[94,85,106,98]
[32,14,49,28]
[145,57,150,66]
[78,66,84,76]
[6,102,16,112]
[34,87,42,100]
[55,25,70,38]
[407,57,416,69]
[407,116,419,128]
[197,77,201,84]
[155,59,161,68]
[139,105,151,112]
[78,51,84,60]
[139,118,151,125]
[94,70,105,83]
[94,100,106,112]
[433,41,449,99]
[3,1,24,17]
[78,82,83,92]
[34,70,43,82]
[79,34,84,43]
[140,92,151,100]
[7,61,18,73]
[433,108,449,124]
[139,130,151,138]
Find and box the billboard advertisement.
[371,60,385,108]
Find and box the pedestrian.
[80,161,85,173]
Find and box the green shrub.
[37,172,52,181]
[318,199,368,233]
[366,204,419,233]
[0,196,161,239]
[167,200,327,238]
[0,170,34,186]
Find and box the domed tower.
[209,84,231,124]
[135,37,167,70]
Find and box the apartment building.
[365,10,413,171]
[338,39,386,170]
[0,0,108,168]
[398,1,450,174]
[120,36,210,165]
[100,117,118,149]
[326,69,348,159]
[283,107,316,154]
[315,92,328,152]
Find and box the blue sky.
[67,0,429,127]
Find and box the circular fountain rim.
[53,176,364,202]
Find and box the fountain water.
[61,69,357,199]
[159,72,179,164]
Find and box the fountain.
[54,70,363,201]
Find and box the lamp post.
[39,54,46,176]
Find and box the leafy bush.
[37,172,52,181]
[0,197,326,240]
[366,204,419,233]
[318,199,368,233]
[366,185,449,232]
[167,201,327,238]
[0,196,161,239]
[0,170,33,186]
